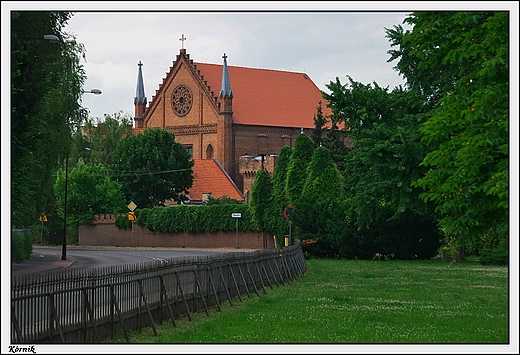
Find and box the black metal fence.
[11,244,306,344]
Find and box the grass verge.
[115,258,509,344]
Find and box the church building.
[133,45,333,199]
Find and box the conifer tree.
[296,147,345,248]
[249,168,273,232]
[285,133,314,206]
[267,145,292,247]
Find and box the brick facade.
[79,214,276,249]
[135,49,335,198]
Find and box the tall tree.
[323,114,349,172]
[324,77,434,230]
[70,111,133,168]
[387,12,509,245]
[267,145,293,247]
[110,128,194,208]
[323,76,441,259]
[311,101,327,147]
[285,133,315,206]
[11,11,87,228]
[295,146,345,249]
[249,168,273,232]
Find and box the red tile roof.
[194,62,332,129]
[187,158,245,202]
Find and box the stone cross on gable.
[179,34,187,49]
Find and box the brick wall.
[79,217,276,249]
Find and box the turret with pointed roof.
[219,53,233,98]
[218,53,235,181]
[134,61,147,128]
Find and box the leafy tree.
[387,12,509,248]
[324,77,433,229]
[11,11,87,228]
[110,128,194,208]
[285,133,315,206]
[311,102,349,171]
[54,163,126,241]
[323,76,441,259]
[70,111,133,168]
[311,101,327,147]
[249,168,273,231]
[322,114,349,172]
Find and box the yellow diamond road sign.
[127,201,137,211]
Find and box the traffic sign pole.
[235,218,239,249]
[127,202,137,247]
[231,212,241,248]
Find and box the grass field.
[116,257,509,345]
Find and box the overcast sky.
[4,2,517,123]
[63,10,410,121]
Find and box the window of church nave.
[184,145,193,156]
[206,144,214,159]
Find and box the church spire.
[134,61,147,105]
[219,53,233,98]
[134,61,147,129]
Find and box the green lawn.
[118,258,509,344]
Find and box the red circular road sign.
[283,206,295,220]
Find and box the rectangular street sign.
[231,213,242,218]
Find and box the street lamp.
[82,89,102,95]
[61,88,102,260]
[43,34,59,43]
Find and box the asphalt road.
[11,246,254,276]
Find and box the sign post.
[283,206,295,247]
[39,214,48,244]
[231,213,242,248]
[128,202,137,247]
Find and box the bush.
[12,229,33,263]
[479,240,508,265]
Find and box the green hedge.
[135,204,259,233]
[12,229,33,263]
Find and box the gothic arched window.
[206,144,214,159]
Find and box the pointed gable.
[193,62,332,128]
[143,50,221,128]
[186,158,245,202]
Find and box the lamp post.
[61,88,102,260]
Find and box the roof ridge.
[211,158,245,199]
[195,61,308,75]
